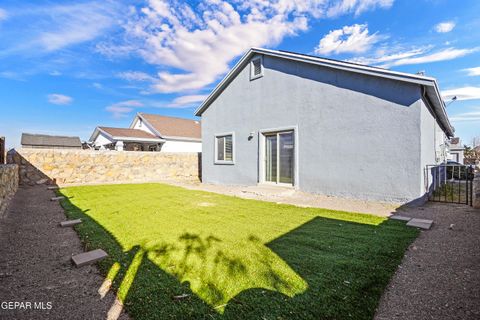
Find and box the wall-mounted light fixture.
[248,131,255,141]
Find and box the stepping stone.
[50,196,64,201]
[72,249,108,267]
[47,186,59,190]
[390,215,412,222]
[59,219,82,227]
[406,218,433,230]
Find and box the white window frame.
[214,132,235,165]
[250,56,264,80]
[258,126,299,188]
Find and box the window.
[215,134,234,164]
[250,56,263,80]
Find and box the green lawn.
[59,183,418,320]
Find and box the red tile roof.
[139,113,201,139]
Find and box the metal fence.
[425,164,474,206]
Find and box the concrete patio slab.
[50,196,65,201]
[390,215,412,222]
[72,249,108,267]
[60,219,82,227]
[167,181,398,217]
[406,218,433,230]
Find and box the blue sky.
[1,0,479,148]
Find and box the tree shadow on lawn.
[58,191,418,320]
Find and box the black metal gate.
[425,164,474,206]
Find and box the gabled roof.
[90,127,165,143]
[21,133,81,148]
[132,113,201,141]
[99,127,158,139]
[194,47,454,137]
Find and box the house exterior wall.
[161,140,202,152]
[201,54,436,203]
[132,117,157,136]
[419,100,445,202]
[448,150,464,164]
[92,132,114,147]
[132,116,202,152]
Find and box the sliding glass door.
[264,131,294,185]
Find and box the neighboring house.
[89,127,165,151]
[21,133,82,149]
[447,137,465,164]
[90,113,201,152]
[195,48,454,204]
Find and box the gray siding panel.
[202,55,424,203]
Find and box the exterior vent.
[250,57,263,80]
[253,59,262,75]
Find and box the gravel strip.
[0,185,130,320]
[375,203,480,320]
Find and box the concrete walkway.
[169,181,398,216]
[0,185,129,320]
[375,202,480,320]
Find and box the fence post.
[0,137,5,164]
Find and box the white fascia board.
[164,136,201,142]
[111,136,166,143]
[91,127,115,143]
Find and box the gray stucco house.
[195,48,454,204]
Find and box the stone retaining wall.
[8,148,200,186]
[0,164,19,217]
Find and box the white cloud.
[449,107,480,122]
[315,24,383,55]
[0,8,8,21]
[102,0,393,93]
[37,3,116,52]
[463,67,480,76]
[351,46,477,68]
[349,46,429,65]
[1,2,119,55]
[106,100,143,118]
[383,47,477,67]
[49,70,62,76]
[47,93,73,105]
[168,94,208,107]
[0,71,24,81]
[327,0,394,17]
[435,21,455,33]
[117,71,155,82]
[442,87,480,101]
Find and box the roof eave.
[195,47,439,116]
[195,49,255,116]
[163,135,201,142]
[423,81,455,138]
[111,136,166,143]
